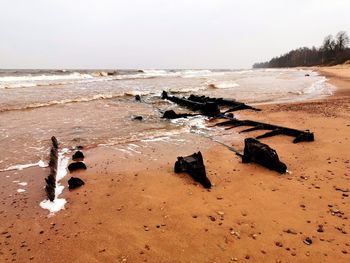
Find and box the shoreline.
[0,67,349,262]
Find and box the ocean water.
[0,68,334,169]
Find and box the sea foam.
[39,149,69,215]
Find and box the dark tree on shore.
[253,31,350,68]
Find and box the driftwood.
[188,94,261,112]
[215,118,314,143]
[242,138,287,174]
[45,136,58,201]
[162,91,220,117]
[174,151,211,188]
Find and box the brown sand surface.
[0,67,349,262]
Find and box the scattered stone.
[334,186,349,193]
[275,241,283,247]
[283,228,297,235]
[208,216,216,222]
[317,225,324,233]
[230,231,240,239]
[216,211,224,216]
[303,237,313,245]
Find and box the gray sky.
[0,0,349,69]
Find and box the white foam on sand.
[39,149,69,215]
[302,77,335,96]
[17,189,26,193]
[0,160,48,172]
[18,182,27,186]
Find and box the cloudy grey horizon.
[0,0,349,69]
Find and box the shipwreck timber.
[215,118,314,143]
[162,91,220,117]
[242,138,287,174]
[174,151,212,189]
[187,94,261,112]
[45,136,59,201]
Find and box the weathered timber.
[162,110,197,119]
[45,136,59,201]
[215,118,314,143]
[188,94,261,112]
[174,151,212,188]
[72,150,84,161]
[68,177,85,189]
[68,162,87,172]
[162,91,220,117]
[133,116,143,121]
[242,138,287,174]
[51,136,59,149]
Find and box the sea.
[0,68,335,170]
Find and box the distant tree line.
[253,31,350,68]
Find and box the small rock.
[283,228,297,235]
[208,216,216,222]
[317,225,324,233]
[275,241,283,247]
[241,211,248,217]
[303,237,313,245]
[216,211,224,216]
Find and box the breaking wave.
[0,92,150,112]
[301,77,335,96]
[207,81,240,89]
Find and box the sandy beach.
[0,66,349,263]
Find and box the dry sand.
[0,66,349,263]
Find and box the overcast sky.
[0,0,349,69]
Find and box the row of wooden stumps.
[159,91,315,188]
[44,137,86,202]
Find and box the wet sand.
[0,66,349,262]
